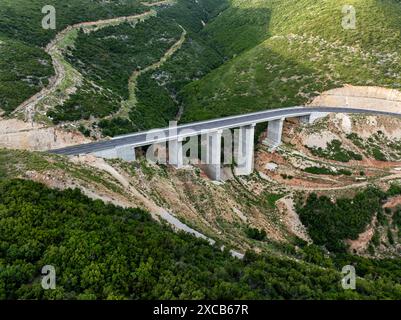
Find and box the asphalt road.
[49,106,401,156]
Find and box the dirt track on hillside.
[113,25,187,119]
[12,10,156,118]
[11,1,173,118]
[0,1,175,150]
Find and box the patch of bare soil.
[66,156,251,250]
[24,168,140,218]
[277,196,312,243]
[0,118,90,151]
[346,216,377,254]
[383,195,401,208]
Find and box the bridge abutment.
[93,145,136,162]
[299,112,330,125]
[116,145,136,162]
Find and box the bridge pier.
[169,138,184,168]
[203,130,222,181]
[264,118,285,150]
[234,124,256,176]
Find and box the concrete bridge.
[50,106,401,180]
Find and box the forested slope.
[1,178,401,300]
[0,0,146,114]
[180,0,401,122]
[3,0,401,130]
[47,0,229,133]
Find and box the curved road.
[50,106,401,156]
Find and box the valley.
[2,0,401,300]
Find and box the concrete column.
[234,124,255,176]
[203,130,222,181]
[264,118,285,149]
[169,137,184,168]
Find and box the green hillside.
[0,0,146,114]
[48,0,228,133]
[0,148,400,299]
[3,0,401,301]
[180,0,401,122]
[3,0,401,128]
[1,176,401,300]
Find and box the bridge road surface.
[50,106,401,156]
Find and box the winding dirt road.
[115,25,187,119]
[12,1,174,120]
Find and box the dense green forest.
[70,0,401,131]
[1,178,401,300]
[4,0,401,129]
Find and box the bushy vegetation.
[393,208,401,236]
[304,166,352,176]
[0,37,53,114]
[308,140,362,163]
[2,178,401,300]
[297,186,401,252]
[346,132,399,162]
[91,0,228,135]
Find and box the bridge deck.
[50,107,401,156]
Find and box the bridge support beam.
[203,130,222,181]
[234,124,256,176]
[264,118,285,150]
[169,138,184,169]
[309,112,330,124]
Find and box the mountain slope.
[180,0,401,122]
[1,151,401,300]
[0,0,147,114]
